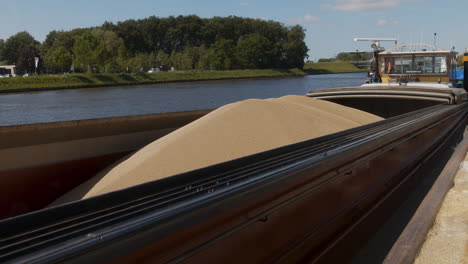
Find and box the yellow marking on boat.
[464,56,468,62]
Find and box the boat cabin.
[307,42,466,118]
[377,45,458,85]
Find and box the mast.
[353,38,398,83]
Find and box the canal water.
[0,72,367,126]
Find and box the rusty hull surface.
[1,104,466,264]
[0,110,211,219]
[384,130,468,264]
[108,109,465,264]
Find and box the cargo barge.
[0,42,467,263]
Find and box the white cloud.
[377,19,400,26]
[240,2,252,6]
[321,0,423,12]
[288,14,321,25]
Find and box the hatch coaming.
[307,85,466,118]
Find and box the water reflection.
[0,73,367,126]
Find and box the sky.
[1,0,467,61]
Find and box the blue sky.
[1,0,467,60]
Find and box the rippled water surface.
[0,72,367,126]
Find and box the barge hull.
[0,110,211,219]
[1,103,466,264]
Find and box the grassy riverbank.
[0,62,365,93]
[0,69,306,93]
[304,61,368,74]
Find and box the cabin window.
[435,56,447,73]
[394,56,412,74]
[423,56,434,74]
[414,56,425,73]
[381,55,448,75]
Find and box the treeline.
[318,52,373,63]
[0,15,309,74]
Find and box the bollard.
[464,50,468,91]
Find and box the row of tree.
[318,52,373,63]
[0,15,309,74]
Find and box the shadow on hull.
[0,93,466,264]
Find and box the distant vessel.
[368,42,459,87]
[307,39,467,117]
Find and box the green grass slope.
[304,61,368,74]
[0,69,306,93]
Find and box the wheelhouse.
[378,49,458,84]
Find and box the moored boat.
[308,40,467,117]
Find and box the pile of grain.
[414,157,468,264]
[52,95,383,205]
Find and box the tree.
[3,31,39,65]
[48,31,77,53]
[115,19,146,55]
[0,39,5,63]
[69,29,125,73]
[335,52,352,61]
[16,44,40,74]
[91,29,123,71]
[93,29,123,54]
[155,50,170,66]
[108,15,298,68]
[42,30,59,53]
[236,34,277,69]
[147,52,158,69]
[73,32,102,73]
[127,53,148,72]
[104,60,122,73]
[43,46,72,73]
[205,37,237,70]
[169,50,185,69]
[194,45,209,69]
[170,46,206,70]
[282,26,308,69]
[1,15,312,73]
[116,43,131,71]
[318,58,336,62]
[335,52,372,62]
[72,31,119,73]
